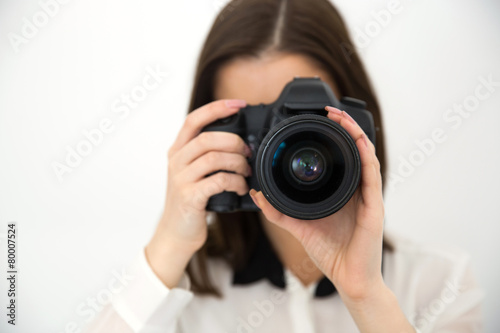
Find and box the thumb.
[249,189,293,229]
[250,189,314,247]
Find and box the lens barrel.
[256,114,361,220]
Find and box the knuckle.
[237,154,247,166]
[237,175,247,187]
[209,177,224,194]
[235,136,247,152]
[185,112,198,129]
[181,187,203,210]
[237,157,248,173]
[205,151,220,165]
[235,176,249,194]
[216,171,231,188]
[206,177,221,194]
[194,182,210,201]
[198,131,213,148]
[228,133,242,148]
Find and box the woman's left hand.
[249,106,385,301]
[250,106,416,332]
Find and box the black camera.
[202,77,375,220]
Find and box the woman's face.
[212,52,342,229]
[213,52,339,104]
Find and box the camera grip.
[206,191,239,212]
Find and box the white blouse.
[83,231,483,333]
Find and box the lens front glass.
[257,115,361,219]
[271,132,345,204]
[291,148,324,182]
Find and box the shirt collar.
[231,223,337,298]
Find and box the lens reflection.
[291,149,324,182]
[257,115,360,219]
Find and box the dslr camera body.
[202,77,375,220]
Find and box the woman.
[84,0,482,332]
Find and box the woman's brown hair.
[185,0,390,297]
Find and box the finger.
[325,106,376,154]
[181,151,251,182]
[356,133,383,209]
[249,189,294,229]
[195,172,249,199]
[249,190,312,244]
[175,131,251,167]
[170,99,247,155]
[249,189,284,224]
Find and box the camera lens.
[271,137,340,204]
[256,114,361,220]
[290,148,325,182]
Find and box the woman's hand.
[250,106,415,332]
[250,106,384,298]
[146,99,251,288]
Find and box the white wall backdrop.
[0,0,499,332]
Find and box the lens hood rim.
[256,114,361,220]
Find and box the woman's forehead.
[213,52,339,104]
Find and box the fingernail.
[362,134,369,148]
[249,189,261,209]
[343,111,357,124]
[244,144,252,158]
[247,165,252,177]
[225,99,247,108]
[326,106,342,115]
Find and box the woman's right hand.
[145,99,251,288]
